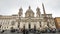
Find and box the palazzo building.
[54,17,60,29]
[0,3,56,31]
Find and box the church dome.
[25,6,34,17]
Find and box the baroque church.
[0,3,56,31]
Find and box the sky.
[0,0,60,18]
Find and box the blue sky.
[0,0,60,17]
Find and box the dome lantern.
[25,6,34,17]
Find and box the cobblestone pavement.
[0,30,60,34]
[0,32,60,34]
[0,33,60,34]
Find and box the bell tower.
[36,7,41,17]
[18,7,23,17]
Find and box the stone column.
[25,22,29,29]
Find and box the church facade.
[0,3,56,31]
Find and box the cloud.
[0,0,60,17]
